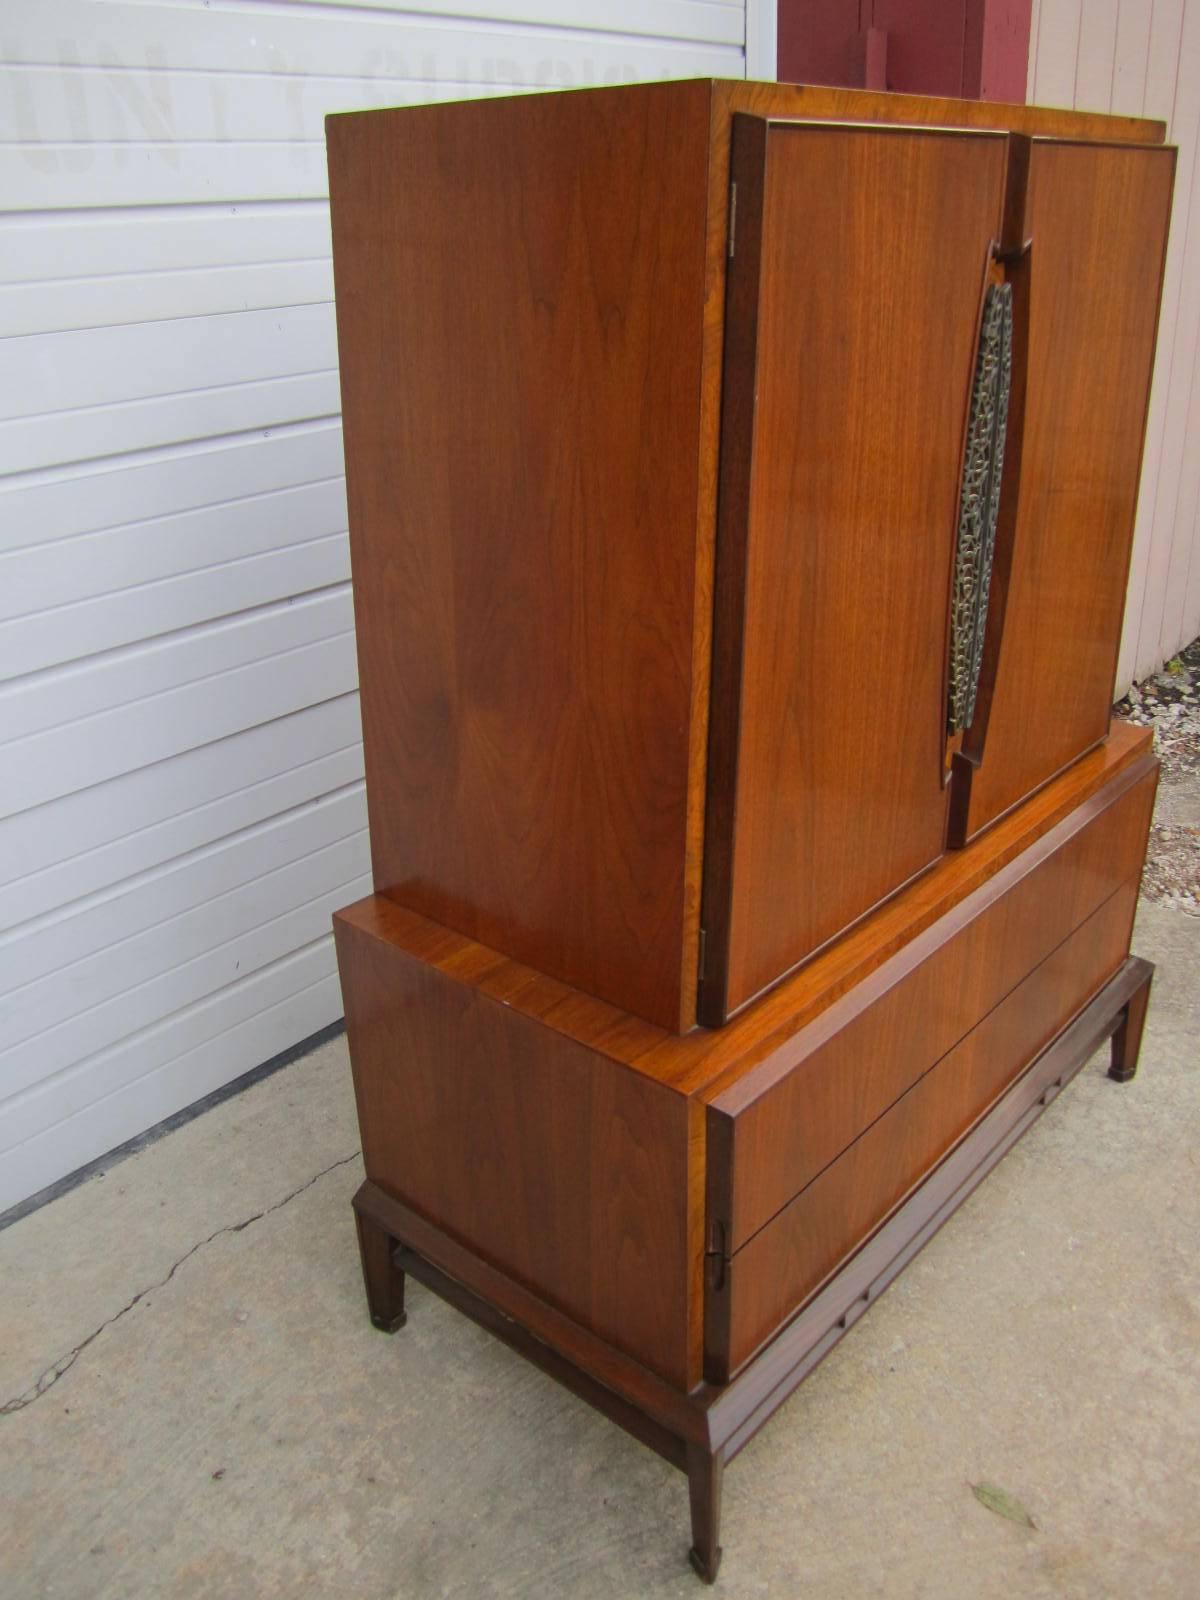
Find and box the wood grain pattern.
[712,79,1168,145]
[718,876,1141,1376]
[690,90,1166,763]
[351,951,1156,1580]
[708,760,1157,1253]
[702,956,1155,1431]
[703,118,1007,1021]
[329,82,1169,1037]
[327,82,713,1031]
[388,1234,690,1471]
[959,140,1175,839]
[334,903,695,1387]
[1109,958,1153,1081]
[649,722,1154,1096]
[336,739,1156,1422]
[336,721,1154,1102]
[353,1179,704,1441]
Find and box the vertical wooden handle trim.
[947,277,1015,735]
[947,133,1034,847]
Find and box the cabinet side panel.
[721,124,1008,1015]
[334,910,694,1389]
[963,142,1175,837]
[327,83,710,1031]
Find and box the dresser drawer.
[706,875,1141,1380]
[704,757,1156,1260]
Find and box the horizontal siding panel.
[1,749,365,935]
[132,0,742,27]
[0,629,358,817]
[1,588,353,738]
[2,422,345,546]
[0,71,499,150]
[0,141,334,211]
[0,303,337,421]
[0,695,362,912]
[0,819,369,1068]
[1,533,351,678]
[0,478,348,623]
[0,959,345,1215]
[0,369,340,475]
[0,203,331,284]
[0,258,333,339]
[0,859,370,1112]
[0,69,643,154]
[1,795,366,1044]
[0,0,749,1213]
[8,2,741,79]
[2,786,365,996]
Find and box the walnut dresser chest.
[326,79,1172,1580]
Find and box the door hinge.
[704,1219,727,1291]
[728,181,737,259]
[698,927,707,980]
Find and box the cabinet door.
[700,116,1009,1025]
[952,138,1175,843]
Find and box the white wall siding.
[0,0,760,1214]
[1029,0,1200,687]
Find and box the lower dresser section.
[333,724,1157,1577]
[337,728,1156,1391]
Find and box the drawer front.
[709,876,1140,1379]
[706,758,1156,1257]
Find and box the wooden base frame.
[352,955,1152,1583]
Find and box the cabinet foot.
[355,1201,407,1332]
[1108,958,1153,1083]
[686,1443,724,1583]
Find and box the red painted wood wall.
[778,0,1032,102]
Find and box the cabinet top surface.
[336,722,1154,1101]
[325,77,1166,147]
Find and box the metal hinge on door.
[705,1219,727,1291]
[728,182,737,259]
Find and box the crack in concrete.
[1,1150,361,1417]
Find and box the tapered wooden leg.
[355,1204,407,1332]
[1109,959,1154,1083]
[686,1442,724,1584]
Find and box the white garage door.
[0,0,768,1215]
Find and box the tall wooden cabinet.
[327,80,1171,1581]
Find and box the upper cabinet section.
[327,80,1171,1035]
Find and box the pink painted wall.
[778,0,1031,102]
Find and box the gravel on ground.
[1114,634,1200,917]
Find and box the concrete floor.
[2,895,1197,1599]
